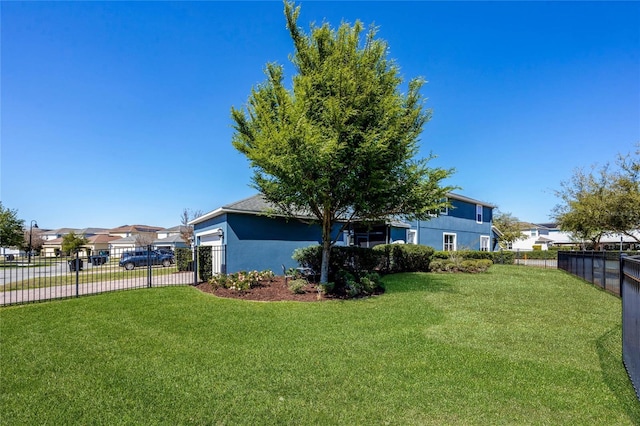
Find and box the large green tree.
[553,146,640,248]
[232,1,454,283]
[0,202,25,249]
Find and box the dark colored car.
[119,250,174,270]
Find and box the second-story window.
[476,204,483,223]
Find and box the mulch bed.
[195,276,328,302]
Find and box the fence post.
[75,250,80,298]
[147,245,152,288]
[193,244,198,286]
[620,253,626,299]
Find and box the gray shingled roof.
[222,194,273,214]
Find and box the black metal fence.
[558,250,640,400]
[0,245,227,306]
[621,255,640,401]
[557,251,624,295]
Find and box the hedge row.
[433,250,515,264]
[373,244,434,273]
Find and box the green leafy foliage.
[61,232,89,254]
[287,278,307,294]
[374,244,434,273]
[175,248,193,271]
[197,246,213,282]
[432,250,515,265]
[292,245,384,296]
[209,270,275,291]
[430,258,493,273]
[493,211,527,248]
[553,145,640,248]
[231,1,454,283]
[0,203,25,249]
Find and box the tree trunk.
[319,212,332,284]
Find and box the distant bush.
[430,258,493,273]
[513,250,557,260]
[433,250,515,265]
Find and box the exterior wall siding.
[226,214,323,273]
[195,213,346,274]
[412,198,493,251]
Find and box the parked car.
[119,250,175,270]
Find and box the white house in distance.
[510,222,640,251]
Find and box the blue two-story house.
[191,193,495,275]
[408,193,495,252]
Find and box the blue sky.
[2,1,639,230]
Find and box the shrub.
[292,245,385,297]
[374,244,434,273]
[198,246,213,282]
[176,248,193,271]
[292,245,384,281]
[432,250,515,265]
[287,279,307,294]
[208,270,275,292]
[430,258,493,273]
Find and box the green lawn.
[1,265,638,424]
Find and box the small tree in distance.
[553,145,640,248]
[232,1,455,283]
[493,211,526,249]
[61,232,89,255]
[180,208,203,246]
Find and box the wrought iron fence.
[0,245,222,306]
[621,255,640,401]
[513,250,558,269]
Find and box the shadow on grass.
[382,272,456,294]
[596,325,640,422]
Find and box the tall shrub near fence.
[198,246,213,282]
[175,248,193,272]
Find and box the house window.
[476,204,483,223]
[440,198,449,215]
[443,233,456,251]
[480,235,490,251]
[531,229,538,237]
[407,229,417,245]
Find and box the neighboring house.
[41,228,110,257]
[85,234,121,256]
[510,222,640,251]
[107,236,139,254]
[191,193,495,275]
[153,234,189,252]
[108,224,164,239]
[40,228,80,242]
[510,222,574,251]
[157,225,188,240]
[106,224,166,255]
